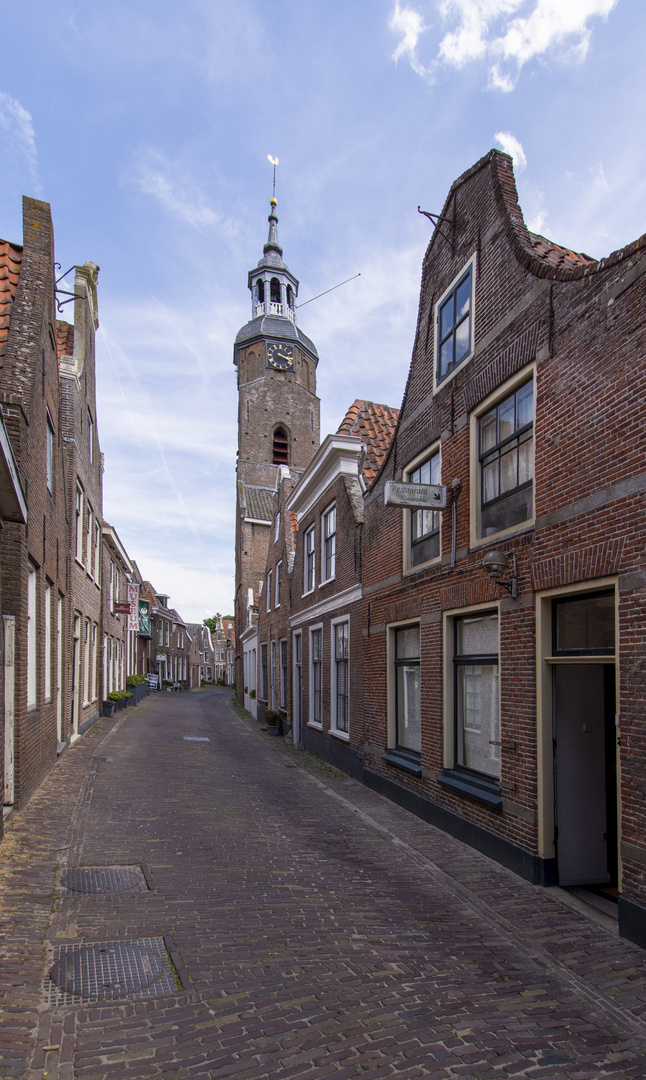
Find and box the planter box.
[102,701,116,717]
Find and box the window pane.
[411,531,439,565]
[454,317,470,364]
[457,614,498,655]
[480,410,497,453]
[498,395,515,441]
[556,592,615,653]
[396,626,419,660]
[294,634,301,664]
[440,337,453,378]
[482,485,532,536]
[396,664,421,752]
[499,445,518,493]
[516,381,533,427]
[440,295,454,338]
[456,273,471,321]
[518,432,533,485]
[335,622,349,659]
[482,457,498,503]
[312,629,322,661]
[457,664,499,777]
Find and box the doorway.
[552,590,617,889]
[71,614,81,738]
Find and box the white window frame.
[266,569,272,613]
[270,640,276,710]
[46,412,54,494]
[44,581,52,702]
[469,365,536,549]
[330,617,350,739]
[402,443,442,575]
[304,525,315,595]
[433,253,476,394]
[308,623,323,728]
[86,504,93,576]
[387,619,421,756]
[293,630,302,737]
[260,642,268,701]
[442,602,501,780]
[75,483,84,564]
[83,618,91,705]
[27,563,37,709]
[279,638,288,709]
[92,623,98,701]
[87,409,94,463]
[274,511,281,543]
[321,504,336,584]
[275,560,282,608]
[94,521,101,583]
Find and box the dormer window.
[273,426,289,465]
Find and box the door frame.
[535,578,620,882]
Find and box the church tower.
[234,197,320,698]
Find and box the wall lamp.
[482,550,518,599]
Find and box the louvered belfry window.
[273,427,289,464]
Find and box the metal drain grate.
[183,736,209,741]
[61,866,148,895]
[46,938,177,1006]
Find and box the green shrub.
[127,675,147,686]
[249,689,256,699]
[264,709,280,726]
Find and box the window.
[280,639,288,709]
[332,620,349,735]
[407,449,441,568]
[478,379,533,538]
[310,627,322,726]
[44,582,52,701]
[274,511,281,543]
[322,505,336,582]
[436,260,474,386]
[87,410,94,463]
[454,613,499,779]
[553,590,615,655]
[83,619,91,705]
[266,569,272,612]
[394,625,421,753]
[86,505,92,572]
[273,427,289,465]
[165,621,169,646]
[75,484,84,563]
[270,640,276,710]
[304,526,315,593]
[94,521,101,582]
[275,561,282,607]
[46,414,54,494]
[27,563,37,708]
[260,643,268,701]
[92,623,98,701]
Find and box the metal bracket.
[418,206,454,247]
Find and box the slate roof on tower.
[337,399,400,484]
[234,313,319,359]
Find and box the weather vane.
[267,155,279,199]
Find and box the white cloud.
[494,131,527,171]
[390,0,618,90]
[0,92,42,195]
[128,147,233,231]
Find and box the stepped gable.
[0,240,23,366]
[337,399,400,484]
[55,319,74,360]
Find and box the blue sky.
[0,0,642,622]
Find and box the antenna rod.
[267,155,279,198]
[297,273,361,309]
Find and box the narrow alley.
[2,689,646,1080]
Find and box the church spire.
[264,197,282,257]
[248,196,299,324]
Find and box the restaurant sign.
[384,480,447,510]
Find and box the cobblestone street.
[1,688,646,1080]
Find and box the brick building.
[58,263,104,739]
[233,197,320,699]
[256,478,297,729]
[101,521,133,700]
[360,149,646,948]
[0,199,70,809]
[284,402,398,770]
[149,594,189,688]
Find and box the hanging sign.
[138,599,150,635]
[127,584,140,631]
[113,601,131,614]
[384,480,447,510]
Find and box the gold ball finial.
[270,196,277,207]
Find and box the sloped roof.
[0,240,22,367]
[55,319,74,360]
[243,484,275,522]
[234,313,318,361]
[337,399,400,484]
[527,232,596,271]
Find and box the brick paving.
[1,689,646,1080]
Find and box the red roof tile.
[527,232,596,270]
[55,319,74,361]
[0,239,23,368]
[337,399,400,484]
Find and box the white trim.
[243,517,272,527]
[402,441,442,575]
[290,583,362,627]
[330,615,350,738]
[287,433,363,521]
[433,253,477,395]
[321,502,337,584]
[442,601,500,774]
[387,618,421,751]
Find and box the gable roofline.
[287,432,363,520]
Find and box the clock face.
[267,342,294,370]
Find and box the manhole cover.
[61,866,148,894]
[47,938,177,1004]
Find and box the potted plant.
[264,709,280,735]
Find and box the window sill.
[438,769,502,810]
[329,728,350,742]
[318,576,336,588]
[402,556,442,578]
[307,721,323,730]
[469,521,535,551]
[302,588,316,599]
[75,557,85,569]
[383,749,422,776]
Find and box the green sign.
[138,599,150,635]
